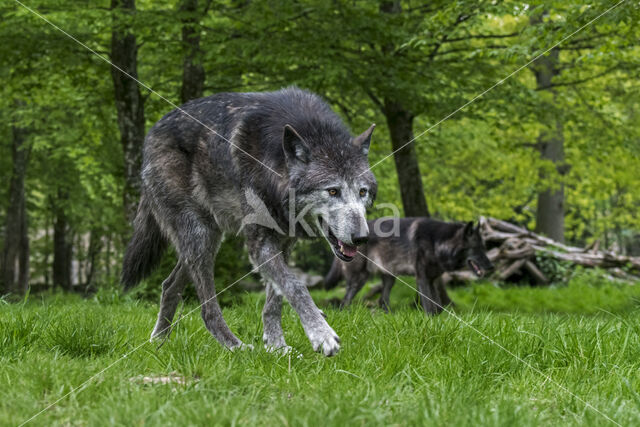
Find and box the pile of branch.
[440,217,640,286]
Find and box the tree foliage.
[1,0,639,295]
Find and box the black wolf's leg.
[340,274,367,309]
[262,282,289,351]
[379,274,395,313]
[246,235,340,356]
[416,274,443,315]
[435,277,453,307]
[150,261,188,340]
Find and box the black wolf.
[324,217,493,314]
[121,87,376,356]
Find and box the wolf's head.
[283,123,377,262]
[444,222,494,277]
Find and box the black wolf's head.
[283,122,377,262]
[446,222,494,277]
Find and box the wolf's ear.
[283,124,309,165]
[464,221,475,238]
[352,124,375,156]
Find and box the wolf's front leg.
[379,274,396,313]
[416,274,444,315]
[262,282,290,352]
[248,239,340,356]
[435,277,454,308]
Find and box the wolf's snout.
[480,255,495,273]
[351,233,368,246]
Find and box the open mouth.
[318,218,358,262]
[468,259,484,277]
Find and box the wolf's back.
[121,197,168,289]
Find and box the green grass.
[3,276,640,426]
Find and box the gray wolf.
[324,218,493,314]
[121,87,376,356]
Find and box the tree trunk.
[383,99,430,217]
[180,0,205,103]
[1,125,30,296]
[111,0,146,221]
[44,221,51,287]
[532,47,565,243]
[85,228,103,288]
[378,1,430,217]
[105,236,112,278]
[535,120,565,243]
[52,190,73,290]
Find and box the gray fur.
[262,282,288,351]
[325,217,494,315]
[121,87,376,356]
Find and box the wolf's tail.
[323,258,343,290]
[121,197,168,290]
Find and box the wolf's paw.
[229,342,254,352]
[308,327,341,357]
[265,344,303,358]
[149,329,170,343]
[263,332,287,349]
[265,344,292,353]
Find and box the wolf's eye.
[327,188,339,197]
[359,188,367,197]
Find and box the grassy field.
[3,275,640,426]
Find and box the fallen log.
[342,217,640,303]
[454,217,640,285]
[523,260,548,284]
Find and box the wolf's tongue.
[338,240,358,257]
